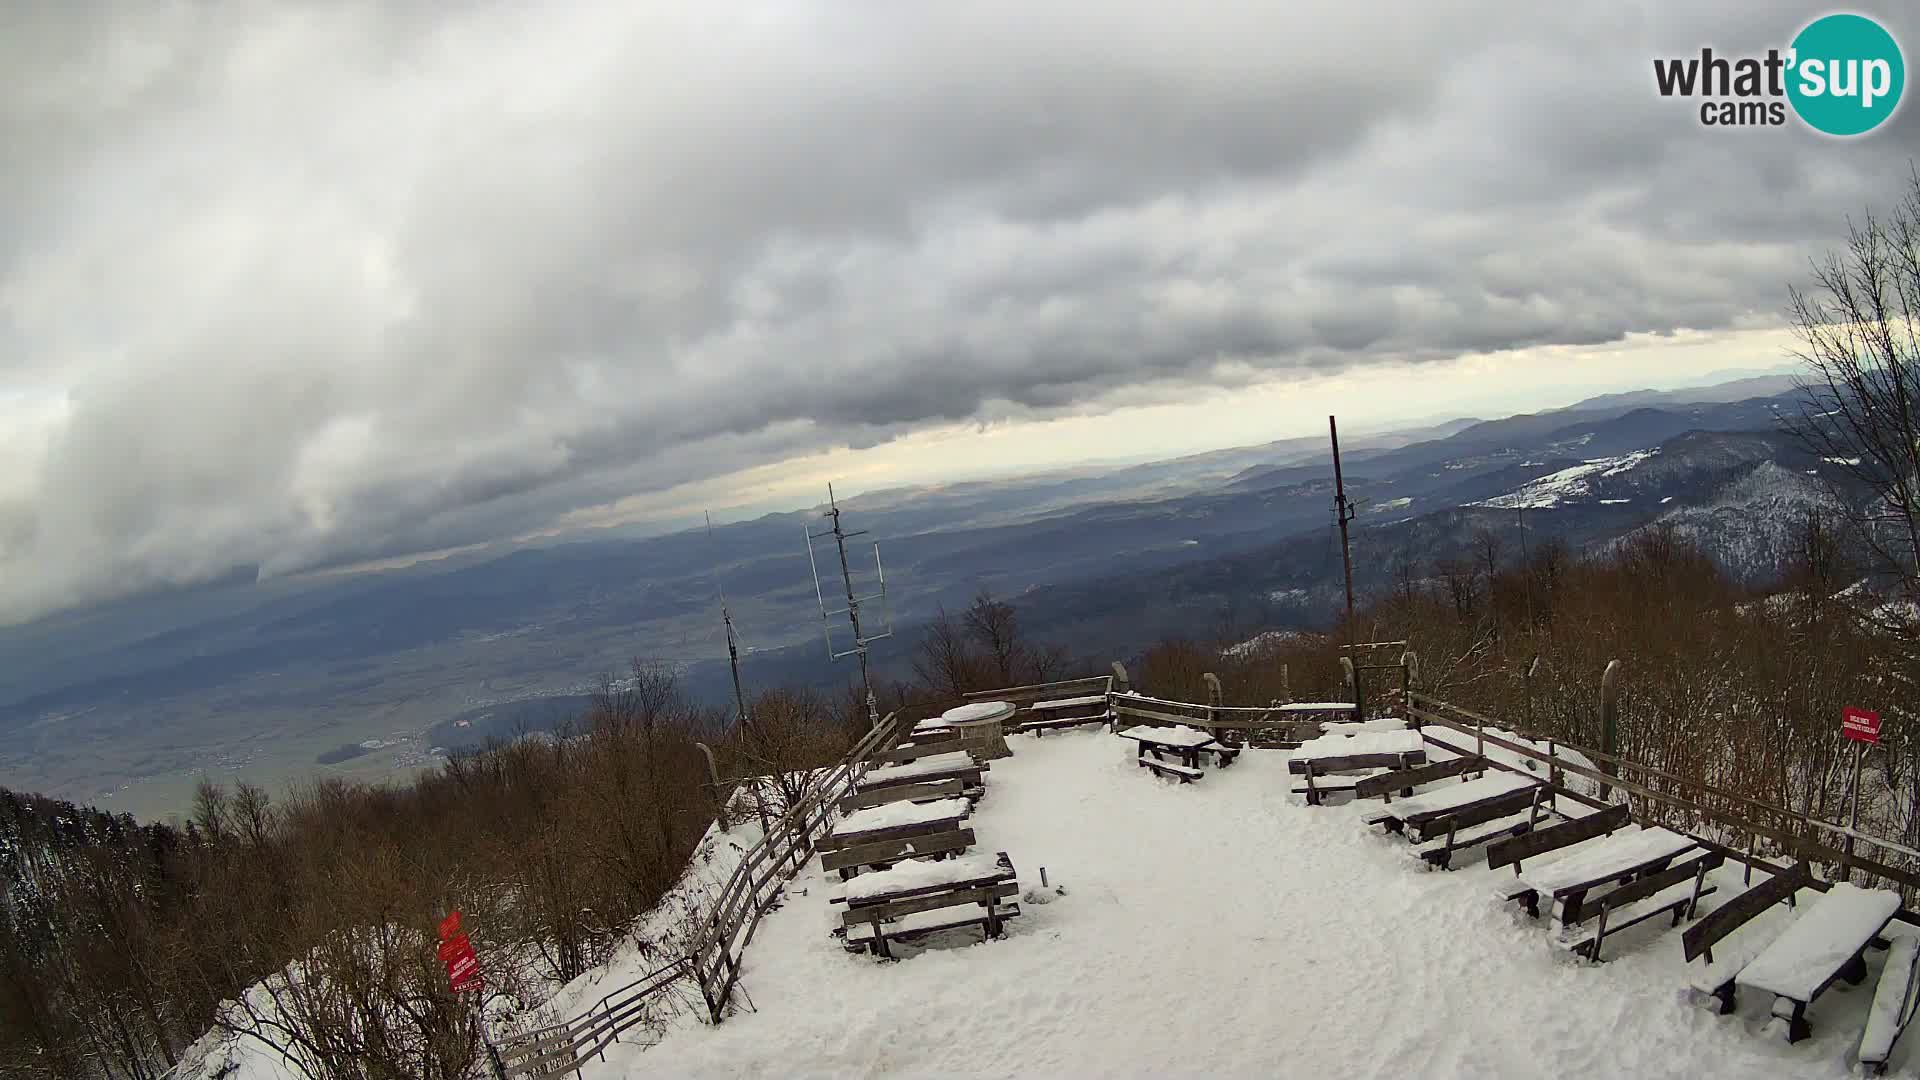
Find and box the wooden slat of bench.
[822,815,968,854]
[820,827,976,873]
[1683,861,1812,963]
[841,881,1020,926]
[1487,803,1630,873]
[1417,808,1551,868]
[838,778,964,813]
[1355,755,1484,800]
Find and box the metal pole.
[822,486,881,727]
[1329,416,1357,647]
[1843,738,1864,883]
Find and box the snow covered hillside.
[597,729,1909,1079]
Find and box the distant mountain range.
[0,371,1838,816]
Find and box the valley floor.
[617,728,1909,1079]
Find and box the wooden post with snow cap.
[1111,661,1130,694]
[1339,656,1358,723]
[1278,662,1290,705]
[1599,660,1621,804]
[694,741,725,823]
[1399,650,1418,720]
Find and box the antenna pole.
[1330,415,1357,647]
[826,486,881,727]
[708,513,752,735]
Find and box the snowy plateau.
[189,728,1916,1079]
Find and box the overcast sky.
[2,2,1918,622]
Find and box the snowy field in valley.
[604,727,1913,1079]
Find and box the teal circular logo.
[1787,13,1905,136]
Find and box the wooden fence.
[496,704,923,1077]
[1403,690,1920,907]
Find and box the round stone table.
[941,700,1015,761]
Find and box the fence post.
[1599,660,1621,803]
[1111,661,1130,694]
[1339,657,1358,722]
[1279,662,1290,705]
[694,742,725,824]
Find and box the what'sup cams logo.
[1654,12,1905,135]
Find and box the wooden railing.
[963,675,1113,731]
[1402,690,1920,905]
[496,704,924,1077]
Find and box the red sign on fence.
[1843,707,1882,744]
[439,910,483,993]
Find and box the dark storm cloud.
[1,0,1917,619]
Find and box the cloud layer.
[2,1,1917,620]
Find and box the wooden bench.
[1503,825,1698,925]
[1418,787,1551,870]
[1487,803,1631,875]
[842,882,1021,958]
[1568,850,1722,962]
[1140,756,1203,783]
[1861,936,1920,1076]
[1682,861,1811,1015]
[820,827,976,879]
[838,777,965,814]
[1365,771,1541,839]
[855,752,988,795]
[1019,696,1110,736]
[1292,752,1422,806]
[831,850,1014,907]
[1735,883,1900,1043]
[1355,755,1485,802]
[1417,802,1552,870]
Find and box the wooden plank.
[1682,860,1812,963]
[1356,755,1484,799]
[1287,751,1424,776]
[856,764,984,794]
[1486,803,1630,872]
[819,827,976,873]
[847,903,1022,946]
[841,881,1020,926]
[838,778,963,812]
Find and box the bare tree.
[963,589,1023,685]
[1785,166,1920,616]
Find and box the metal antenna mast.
[1329,415,1357,647]
[806,484,894,727]
[707,512,752,734]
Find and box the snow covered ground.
[608,728,1915,1079]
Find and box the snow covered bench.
[820,827,976,879]
[1365,771,1541,841]
[843,888,1022,957]
[823,797,969,855]
[855,751,987,796]
[1354,754,1486,802]
[1682,861,1811,1015]
[1486,803,1629,876]
[1416,803,1554,870]
[1734,882,1900,1043]
[1565,850,1721,963]
[1860,935,1920,1075]
[1504,824,1699,925]
[838,777,966,815]
[840,852,1023,957]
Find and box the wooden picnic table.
[1117,724,1222,770]
[1509,825,1697,924]
[1735,883,1901,1043]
